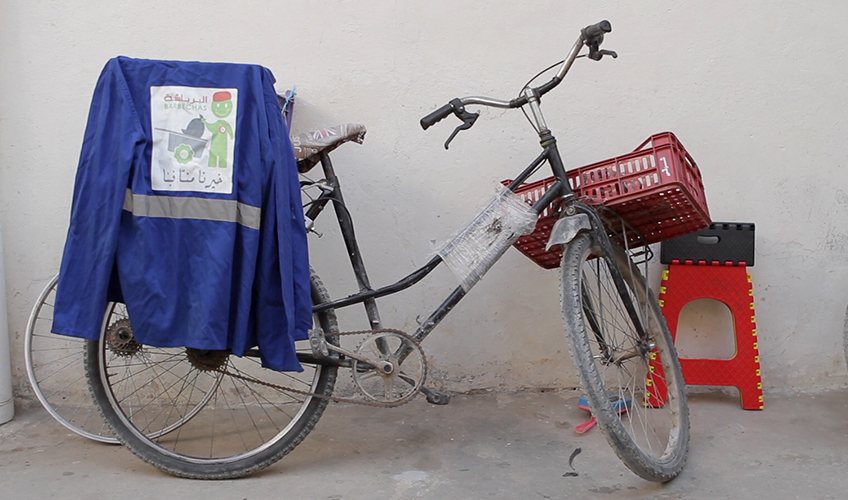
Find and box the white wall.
[1,1,847,399]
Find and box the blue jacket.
[53,57,311,372]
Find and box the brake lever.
[444,109,479,149]
[588,44,618,61]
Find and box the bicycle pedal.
[421,387,451,405]
[308,327,329,358]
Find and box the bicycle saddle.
[291,123,366,173]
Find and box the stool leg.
[659,265,764,410]
[646,350,669,408]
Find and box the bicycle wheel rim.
[562,234,688,480]
[98,342,326,465]
[91,270,338,478]
[24,275,118,444]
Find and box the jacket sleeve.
[283,132,313,339]
[52,60,145,339]
[250,78,312,372]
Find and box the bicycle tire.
[85,269,339,479]
[24,275,118,443]
[560,233,689,482]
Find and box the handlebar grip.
[420,102,455,130]
[583,20,612,39]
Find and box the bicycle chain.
[214,328,428,408]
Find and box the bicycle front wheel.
[560,233,689,482]
[86,270,339,479]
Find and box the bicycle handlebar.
[582,20,615,61]
[420,20,614,134]
[582,20,612,41]
[420,100,459,130]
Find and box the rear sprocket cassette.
[105,318,141,357]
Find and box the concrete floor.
[1,388,847,500]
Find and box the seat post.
[319,152,383,331]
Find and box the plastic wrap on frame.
[439,188,537,292]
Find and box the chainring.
[351,330,427,406]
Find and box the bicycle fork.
[560,201,653,362]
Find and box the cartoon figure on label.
[201,91,234,168]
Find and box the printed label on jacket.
[150,86,238,194]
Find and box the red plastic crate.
[507,132,711,269]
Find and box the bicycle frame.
[302,130,646,362]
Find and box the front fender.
[545,213,592,251]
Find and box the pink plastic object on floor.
[574,395,631,434]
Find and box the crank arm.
[326,343,394,374]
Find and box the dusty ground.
[1,388,846,499]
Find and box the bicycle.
[83,21,692,482]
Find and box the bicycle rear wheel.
[86,270,339,479]
[560,233,689,482]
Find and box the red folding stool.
[648,223,763,410]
